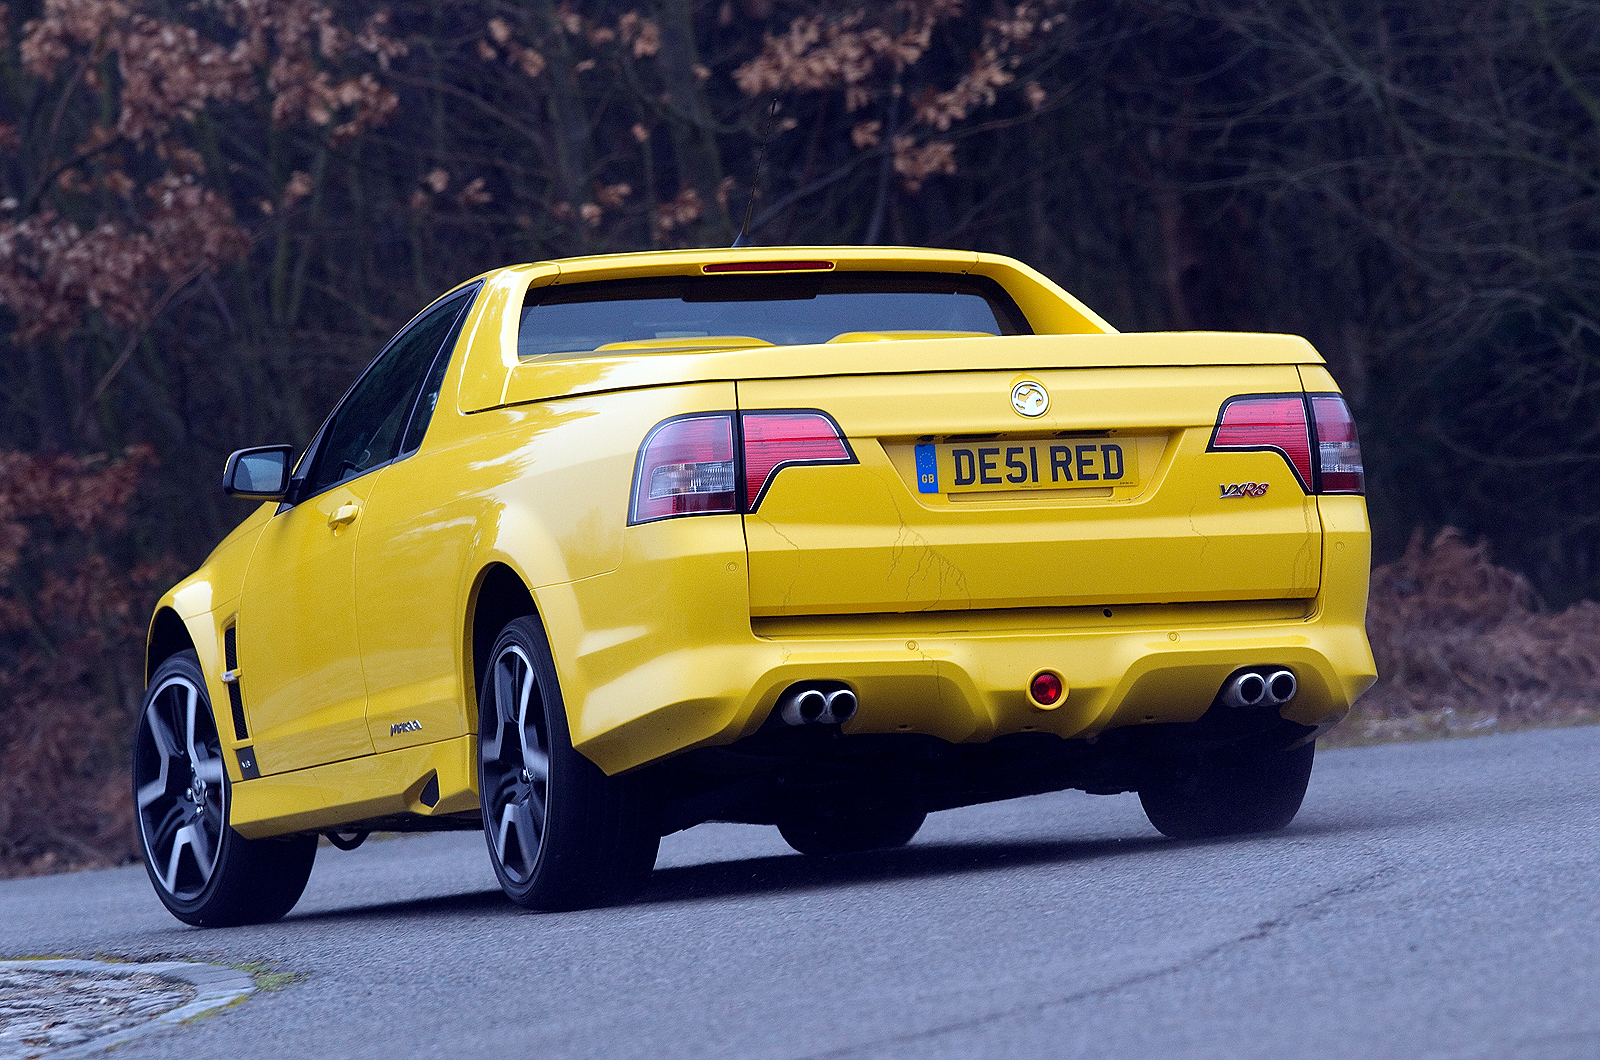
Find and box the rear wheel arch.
[147,607,195,683]
[468,563,539,721]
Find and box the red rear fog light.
[1029,670,1065,707]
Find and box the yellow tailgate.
[739,365,1322,617]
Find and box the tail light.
[629,414,737,523]
[741,411,854,508]
[1311,395,1364,493]
[630,410,855,523]
[1210,395,1314,490]
[1209,392,1363,495]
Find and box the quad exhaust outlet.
[1219,668,1297,709]
[778,684,858,726]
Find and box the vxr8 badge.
[1221,482,1270,498]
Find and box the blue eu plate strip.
[914,444,939,494]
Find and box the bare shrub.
[0,447,178,878]
[1343,528,1600,743]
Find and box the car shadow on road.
[281,813,1417,923]
[631,809,1430,908]
[284,834,1172,924]
[633,832,1172,907]
[287,888,515,924]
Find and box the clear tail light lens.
[629,414,737,523]
[1209,395,1314,490]
[630,409,856,522]
[741,411,854,509]
[1312,394,1364,494]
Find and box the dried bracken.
[1340,528,1600,743]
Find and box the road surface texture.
[3,727,1597,1059]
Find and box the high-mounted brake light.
[1210,396,1314,490]
[629,414,737,523]
[701,260,835,274]
[1209,392,1364,495]
[742,411,855,508]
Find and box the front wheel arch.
[146,607,195,683]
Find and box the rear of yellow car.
[504,254,1376,871]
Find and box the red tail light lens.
[629,409,856,523]
[1209,395,1314,491]
[741,411,855,509]
[629,414,737,523]
[1312,395,1364,494]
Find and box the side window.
[399,294,473,455]
[302,288,473,498]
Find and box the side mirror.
[222,446,293,499]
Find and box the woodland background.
[4,0,1600,875]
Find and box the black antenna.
[732,98,779,248]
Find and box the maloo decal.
[390,720,423,736]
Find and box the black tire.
[478,616,659,910]
[133,651,316,927]
[1139,740,1316,840]
[777,806,927,857]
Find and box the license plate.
[914,440,1137,494]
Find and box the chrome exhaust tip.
[822,688,858,724]
[779,687,828,726]
[1221,671,1268,709]
[1266,669,1297,705]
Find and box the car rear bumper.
[574,621,1372,775]
[543,497,1374,776]
[554,592,1374,778]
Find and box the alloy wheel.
[481,643,551,885]
[134,672,227,899]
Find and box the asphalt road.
[4,726,1598,1059]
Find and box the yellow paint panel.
[229,736,477,838]
[236,481,376,774]
[739,366,1321,617]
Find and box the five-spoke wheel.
[135,661,228,900]
[478,617,658,910]
[480,641,552,887]
[133,651,316,927]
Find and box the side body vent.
[223,626,249,741]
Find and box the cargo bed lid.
[461,326,1324,413]
[737,362,1325,617]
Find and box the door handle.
[328,503,361,529]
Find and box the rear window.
[517,272,1030,358]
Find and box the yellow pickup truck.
[134,246,1375,924]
